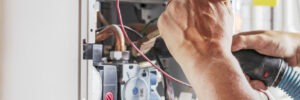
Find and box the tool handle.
[233,50,286,86]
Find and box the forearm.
[157,0,258,99]
[178,53,259,100]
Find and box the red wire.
[105,92,114,100]
[166,79,172,100]
[256,89,270,100]
[116,1,269,98]
[116,0,192,88]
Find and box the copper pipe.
[97,12,109,26]
[96,25,126,51]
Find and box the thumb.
[250,80,267,90]
[232,34,262,52]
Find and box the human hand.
[245,75,267,90]
[158,1,264,99]
[232,30,300,67]
[232,30,300,90]
[158,0,233,66]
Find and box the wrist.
[190,50,236,68]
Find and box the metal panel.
[80,0,100,100]
[1,0,79,100]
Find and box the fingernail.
[252,81,267,90]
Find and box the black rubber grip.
[233,50,286,86]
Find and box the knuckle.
[256,35,266,41]
[234,35,245,42]
[167,1,181,15]
[157,14,167,26]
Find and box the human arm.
[157,0,259,99]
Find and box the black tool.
[233,50,300,99]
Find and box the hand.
[232,30,300,90]
[158,0,233,66]
[245,75,267,90]
[232,30,300,66]
[158,0,259,100]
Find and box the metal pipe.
[96,25,126,51]
[97,12,109,26]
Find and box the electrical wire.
[116,0,192,88]
[96,25,143,38]
[166,79,172,100]
[256,89,270,100]
[155,55,169,100]
[98,12,110,26]
[166,78,175,100]
[120,25,143,38]
[116,0,271,98]
[140,17,159,35]
[155,55,174,100]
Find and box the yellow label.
[253,0,277,7]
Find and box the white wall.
[237,0,300,33]
[0,0,79,100]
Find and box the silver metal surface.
[121,64,151,100]
[80,0,100,100]
[110,51,130,61]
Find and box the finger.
[238,30,266,36]
[231,35,244,51]
[250,80,267,90]
[232,34,267,52]
[232,31,266,51]
[231,35,256,51]
[245,74,250,82]
[166,0,187,29]
[285,56,298,67]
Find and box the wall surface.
[0,0,79,100]
[238,0,300,32]
[0,0,4,99]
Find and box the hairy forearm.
[169,40,259,100]
[177,52,259,100]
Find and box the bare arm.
[158,0,259,99]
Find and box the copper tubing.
[97,12,109,26]
[96,25,126,51]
